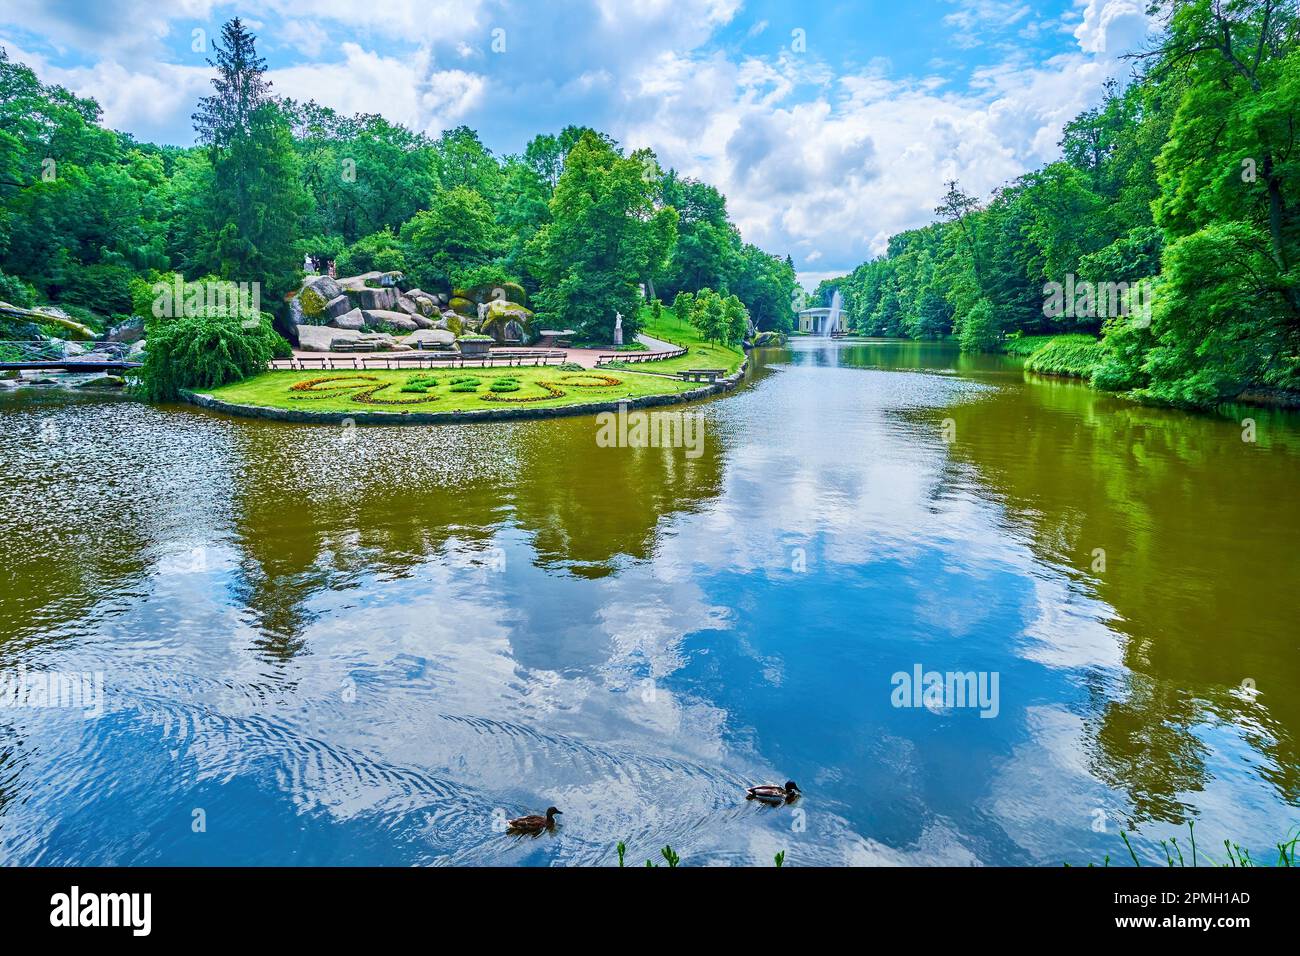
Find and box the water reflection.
[0,342,1296,866]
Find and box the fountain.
[825,289,842,337]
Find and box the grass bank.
[206,365,704,414]
[1019,334,1105,380]
[637,307,746,375]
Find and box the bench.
[678,368,726,383]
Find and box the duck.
[746,780,801,805]
[506,806,562,835]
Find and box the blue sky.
[0,1,1155,285]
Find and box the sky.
[0,0,1157,287]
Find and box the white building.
[797,307,846,335]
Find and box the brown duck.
[746,780,801,805]
[506,806,562,835]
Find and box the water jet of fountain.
[825,290,842,338]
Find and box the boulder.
[128,340,147,358]
[403,289,437,316]
[338,271,403,290]
[403,329,456,350]
[480,300,535,343]
[298,275,344,320]
[328,308,367,331]
[106,316,145,344]
[396,295,422,317]
[295,324,343,352]
[345,286,399,311]
[322,294,352,320]
[75,375,126,389]
[410,314,435,329]
[363,309,418,332]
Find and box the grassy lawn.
[204,365,703,413]
[636,307,746,374]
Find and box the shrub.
[337,230,408,277]
[449,376,481,386]
[490,380,521,392]
[0,269,38,308]
[140,312,287,402]
[449,383,479,393]
[957,299,1001,353]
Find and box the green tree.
[188,19,309,298]
[527,133,677,342]
[399,186,500,289]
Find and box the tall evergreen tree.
[187,18,307,298]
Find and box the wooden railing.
[270,351,570,372]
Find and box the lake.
[1,338,1297,865]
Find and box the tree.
[399,186,500,289]
[527,133,677,342]
[187,19,308,298]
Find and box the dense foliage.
[0,18,797,351]
[139,312,290,401]
[819,0,1300,407]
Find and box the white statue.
[303,253,313,274]
[613,312,623,347]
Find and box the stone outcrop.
[403,329,456,349]
[362,309,418,332]
[290,270,532,352]
[479,299,535,344]
[327,308,367,331]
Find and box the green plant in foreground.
[616,843,786,867]
[1069,822,1299,868]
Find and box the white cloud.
[1,0,1158,282]
[615,0,1156,279]
[278,20,330,59]
[270,44,485,134]
[1073,0,1149,56]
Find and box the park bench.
[678,368,726,383]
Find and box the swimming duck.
[506,806,562,835]
[746,781,801,805]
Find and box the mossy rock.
[451,283,527,306]
[449,296,476,316]
[480,300,534,343]
[298,286,328,319]
[500,282,527,307]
